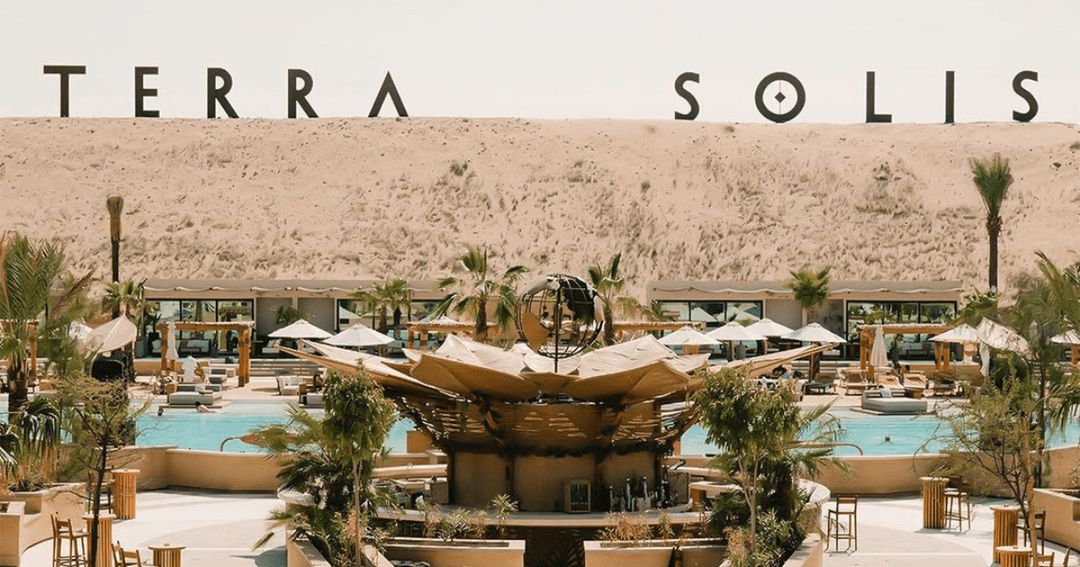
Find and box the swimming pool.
[136,401,1080,456]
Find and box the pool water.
[137,401,1080,456]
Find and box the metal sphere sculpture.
[516,274,602,368]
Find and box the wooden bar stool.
[826,494,858,551]
[52,516,89,567]
[944,476,971,531]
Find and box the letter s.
[674,72,700,121]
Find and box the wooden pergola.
[156,321,255,386]
[857,323,953,379]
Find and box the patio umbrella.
[746,318,794,338]
[931,323,980,344]
[975,319,1031,356]
[782,323,846,381]
[269,319,332,340]
[165,321,179,363]
[706,321,767,360]
[325,323,394,348]
[69,321,93,348]
[85,315,138,354]
[658,325,719,355]
[781,323,846,344]
[869,325,889,370]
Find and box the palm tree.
[784,266,830,324]
[587,252,629,346]
[434,246,529,341]
[970,154,1014,292]
[106,196,124,291]
[0,234,92,420]
[350,279,410,338]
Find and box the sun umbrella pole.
[553,286,562,374]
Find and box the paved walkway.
[20,490,286,567]
[825,495,1075,567]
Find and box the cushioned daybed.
[861,388,927,414]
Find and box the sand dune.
[2,118,1079,299]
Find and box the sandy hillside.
[1,118,1079,299]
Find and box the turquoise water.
[137,401,1080,456]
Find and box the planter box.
[0,483,85,567]
[583,538,727,567]
[384,536,525,567]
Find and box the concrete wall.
[584,539,727,567]
[765,299,803,330]
[383,537,525,567]
[256,297,292,336]
[810,454,947,495]
[0,484,85,567]
[454,452,510,508]
[165,449,281,491]
[297,298,335,334]
[514,454,595,512]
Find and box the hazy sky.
[2,0,1078,123]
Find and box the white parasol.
[745,318,794,338]
[269,319,332,340]
[1051,330,1080,345]
[84,315,138,354]
[975,319,1031,356]
[165,321,179,362]
[931,323,980,344]
[325,323,395,347]
[658,325,720,347]
[781,322,846,344]
[869,325,889,370]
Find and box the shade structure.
[1051,330,1080,345]
[269,319,332,340]
[931,323,980,344]
[745,318,794,338]
[975,319,1031,355]
[869,325,889,369]
[782,322,846,344]
[325,323,394,347]
[658,325,720,347]
[85,315,138,353]
[706,321,767,342]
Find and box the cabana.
[156,321,255,385]
[857,323,952,379]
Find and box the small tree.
[254,367,397,567]
[694,367,841,566]
[59,374,149,567]
[102,279,156,382]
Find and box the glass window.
[657,302,689,322]
[689,302,725,328]
[920,302,955,324]
[726,302,762,325]
[218,300,253,322]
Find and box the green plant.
[970,153,1014,291]
[450,161,468,176]
[433,246,528,342]
[274,305,307,327]
[784,266,830,324]
[0,233,93,419]
[252,368,397,567]
[694,367,842,564]
[350,278,410,344]
[59,374,150,567]
[587,252,640,346]
[490,493,516,538]
[600,512,652,542]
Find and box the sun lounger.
[276,375,301,396]
[206,366,234,387]
[861,388,927,414]
[168,389,222,407]
[803,372,836,394]
[839,368,872,395]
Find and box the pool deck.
[19,489,1073,567]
